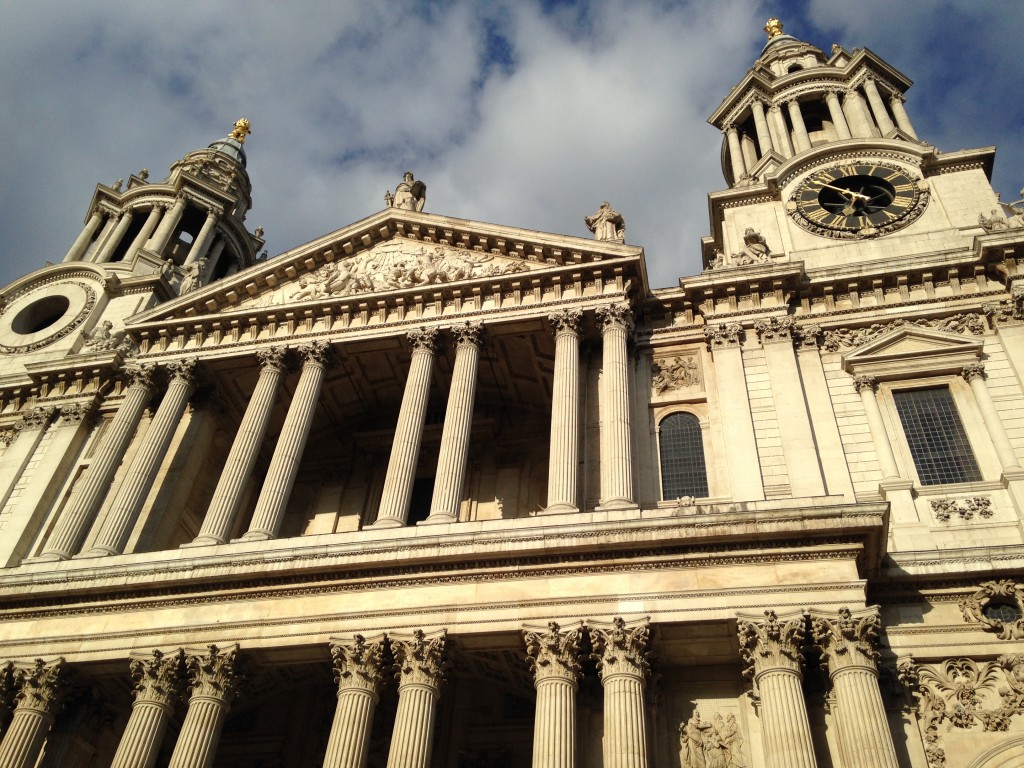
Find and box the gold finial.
[764,18,783,39]
[230,118,251,143]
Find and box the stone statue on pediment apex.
[585,201,625,243]
[979,209,1010,232]
[385,171,426,212]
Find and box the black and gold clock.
[787,162,929,238]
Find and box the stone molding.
[810,606,881,674]
[548,308,583,336]
[391,629,450,690]
[737,609,806,679]
[822,313,985,352]
[959,580,1024,640]
[183,644,245,703]
[523,621,584,685]
[589,616,651,682]
[129,649,186,707]
[330,634,387,695]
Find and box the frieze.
[651,355,701,393]
[822,313,985,351]
[930,497,993,523]
[959,580,1024,640]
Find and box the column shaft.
[323,688,377,768]
[842,90,875,138]
[87,361,197,556]
[64,210,104,262]
[831,668,899,768]
[167,697,227,768]
[756,670,818,768]
[40,372,155,560]
[94,211,135,263]
[124,207,163,263]
[787,100,811,152]
[602,674,648,768]
[598,306,635,508]
[193,350,285,545]
[202,239,227,283]
[889,95,917,138]
[533,678,576,768]
[825,91,852,139]
[863,79,895,135]
[386,686,436,768]
[110,700,173,768]
[726,126,746,183]
[964,366,1022,471]
[854,378,901,481]
[184,210,218,266]
[0,709,51,768]
[751,100,774,155]
[545,312,582,513]
[87,214,118,262]
[149,197,187,255]
[243,343,329,540]
[768,105,794,158]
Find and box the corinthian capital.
[407,327,439,354]
[753,315,795,344]
[256,345,287,373]
[184,644,245,703]
[129,649,186,707]
[703,322,742,350]
[523,621,584,685]
[595,303,634,334]
[297,340,332,368]
[810,606,882,675]
[0,662,16,721]
[961,363,986,382]
[166,358,199,387]
[589,617,651,682]
[14,658,69,715]
[737,609,807,678]
[450,321,485,348]
[391,629,450,690]
[548,308,583,336]
[330,634,387,695]
[125,363,157,390]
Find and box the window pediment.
[842,326,982,379]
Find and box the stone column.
[597,304,635,509]
[590,617,651,768]
[167,645,244,768]
[63,209,104,262]
[545,309,583,514]
[862,78,895,135]
[242,342,330,540]
[889,94,917,138]
[736,610,818,768]
[94,210,135,263]
[768,104,794,158]
[852,376,900,481]
[110,650,185,768]
[786,100,811,153]
[523,622,584,768]
[372,329,439,528]
[191,348,287,545]
[201,239,227,283]
[0,662,16,739]
[725,125,746,183]
[751,100,774,156]
[38,365,156,560]
[426,323,483,524]
[87,213,118,262]
[811,608,899,768]
[824,90,852,139]
[322,634,387,768]
[385,629,450,768]
[842,89,875,138]
[86,359,198,557]
[183,209,219,267]
[0,659,68,768]
[148,196,187,255]
[962,364,1022,472]
[123,206,163,263]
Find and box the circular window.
[11,295,71,334]
[983,601,1023,624]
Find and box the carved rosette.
[16,406,55,431]
[595,303,634,334]
[959,580,1024,640]
[391,629,450,690]
[961,363,986,382]
[810,607,881,675]
[548,308,583,337]
[523,622,584,685]
[58,401,97,426]
[166,358,198,387]
[14,658,68,716]
[737,610,806,679]
[330,634,387,695]
[184,645,245,704]
[853,375,877,394]
[407,328,439,355]
[450,321,484,349]
[930,497,993,522]
[125,363,157,390]
[793,323,822,350]
[129,649,186,707]
[256,346,287,373]
[589,617,651,683]
[703,322,742,350]
[753,315,795,344]
[297,340,331,368]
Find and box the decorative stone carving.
[959,580,1024,639]
[548,308,582,336]
[811,607,881,673]
[297,340,331,367]
[255,345,287,372]
[179,258,207,293]
[585,202,625,243]
[753,315,795,343]
[391,629,450,688]
[184,645,245,703]
[331,634,387,694]
[961,362,987,382]
[930,497,993,522]
[984,294,1024,326]
[385,171,426,211]
[0,428,17,446]
[822,313,986,351]
[678,708,744,768]
[82,320,125,351]
[737,610,806,678]
[129,649,186,706]
[589,617,651,681]
[407,327,439,354]
[793,323,822,349]
[125,363,157,390]
[978,209,1012,232]
[17,406,55,431]
[523,621,584,684]
[853,374,877,393]
[58,402,96,426]
[166,358,198,387]
[0,661,16,721]
[703,322,742,350]
[450,321,484,348]
[730,228,771,265]
[595,303,634,333]
[14,658,68,713]
[651,355,701,393]
[914,658,1023,732]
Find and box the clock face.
[788,162,928,238]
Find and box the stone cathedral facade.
[0,18,1023,768]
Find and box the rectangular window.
[893,386,982,486]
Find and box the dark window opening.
[659,413,709,499]
[893,386,982,486]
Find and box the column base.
[596,499,638,512]
[23,552,69,564]
[418,514,457,526]
[181,536,227,549]
[366,517,406,529]
[538,503,579,515]
[75,548,115,559]
[235,530,274,542]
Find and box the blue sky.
[1,1,1021,291]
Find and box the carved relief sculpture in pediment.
[823,313,986,352]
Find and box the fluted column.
[148,196,187,255]
[767,104,794,158]
[545,309,583,514]
[0,659,68,768]
[786,100,811,152]
[962,364,1022,472]
[751,100,774,156]
[591,617,651,768]
[322,635,387,768]
[242,342,330,540]
[523,622,584,768]
[123,206,163,263]
[426,324,483,524]
[183,209,219,266]
[86,359,198,556]
[39,365,157,560]
[64,209,104,262]
[94,210,135,263]
[725,125,746,183]
[372,329,439,528]
[889,94,917,138]
[110,650,186,768]
[167,645,244,768]
[811,608,898,768]
[736,610,817,768]
[862,78,895,135]
[191,348,287,545]
[852,376,901,481]
[824,90,852,139]
[597,304,635,509]
[385,629,449,768]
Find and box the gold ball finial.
[765,18,783,39]
[230,118,252,143]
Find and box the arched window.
[658,412,709,499]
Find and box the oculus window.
[658,413,709,499]
[893,386,982,485]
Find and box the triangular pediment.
[842,325,983,378]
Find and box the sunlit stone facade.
[0,21,1022,768]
